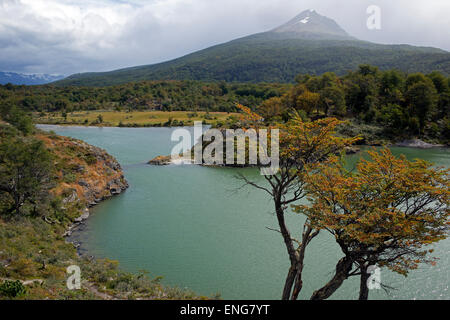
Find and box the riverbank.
[36,114,449,148]
[39,124,450,300]
[146,124,447,168]
[33,110,239,128]
[0,125,205,300]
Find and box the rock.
[78,180,90,188]
[345,146,361,155]
[88,201,98,207]
[62,189,78,204]
[395,139,444,149]
[74,208,90,223]
[148,155,172,165]
[73,164,85,173]
[22,279,44,286]
[62,230,72,237]
[110,186,122,195]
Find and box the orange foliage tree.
[295,148,449,300]
[257,97,286,123]
[236,104,358,300]
[296,90,320,115]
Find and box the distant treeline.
[257,65,449,143]
[0,65,449,143]
[0,81,289,113]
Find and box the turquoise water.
[39,125,450,300]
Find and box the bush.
[0,280,27,298]
[63,173,77,183]
[84,154,97,165]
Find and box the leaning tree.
[236,105,358,300]
[296,148,449,300]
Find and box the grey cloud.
[0,0,448,75]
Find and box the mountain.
[0,72,64,85]
[56,10,450,87]
[271,9,353,40]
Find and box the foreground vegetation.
[0,107,204,300]
[237,106,449,300]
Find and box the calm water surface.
[39,125,449,300]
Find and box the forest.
[1,64,449,144]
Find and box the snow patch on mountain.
[300,17,310,24]
[0,72,64,85]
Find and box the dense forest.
[257,65,450,143]
[0,81,289,114]
[1,65,449,144]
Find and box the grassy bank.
[34,110,240,128]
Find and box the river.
[38,125,449,300]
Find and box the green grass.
[34,110,240,128]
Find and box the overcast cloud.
[0,0,449,75]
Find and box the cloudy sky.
[0,0,449,76]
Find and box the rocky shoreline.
[39,134,129,241]
[394,139,446,149]
[148,146,362,167]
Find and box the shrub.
[0,280,27,298]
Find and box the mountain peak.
[0,71,64,85]
[271,9,353,40]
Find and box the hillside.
[56,10,450,87]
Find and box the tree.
[405,79,438,134]
[378,104,407,131]
[358,64,380,77]
[296,148,449,300]
[97,114,104,124]
[379,69,404,105]
[427,72,450,119]
[0,104,33,135]
[296,90,320,115]
[344,69,379,117]
[237,105,358,300]
[257,97,286,123]
[0,136,54,215]
[285,84,307,110]
[319,86,346,117]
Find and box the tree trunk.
[291,264,304,300]
[274,198,299,300]
[291,229,312,300]
[310,256,353,300]
[274,196,318,300]
[282,265,298,300]
[359,265,370,300]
